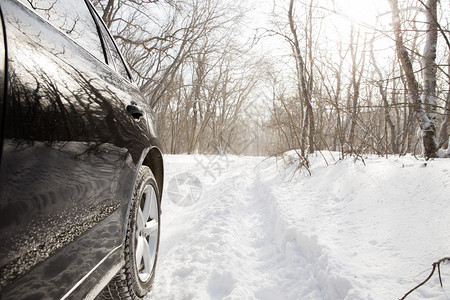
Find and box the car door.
[0,0,155,297]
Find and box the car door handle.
[126,104,144,120]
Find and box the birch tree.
[388,0,438,159]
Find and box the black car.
[0,0,164,299]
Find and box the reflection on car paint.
[0,0,161,298]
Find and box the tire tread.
[96,166,159,300]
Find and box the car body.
[0,0,163,298]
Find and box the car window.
[20,0,105,62]
[97,20,131,80]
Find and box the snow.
[147,153,450,300]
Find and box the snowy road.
[147,154,450,300]
[148,155,318,299]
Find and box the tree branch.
[400,257,450,300]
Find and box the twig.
[400,257,450,300]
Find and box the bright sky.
[243,0,394,53]
[333,0,391,28]
[324,0,394,54]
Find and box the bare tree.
[287,0,315,155]
[370,33,398,154]
[345,28,367,153]
[388,0,438,159]
[93,0,449,159]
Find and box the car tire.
[99,166,160,299]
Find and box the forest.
[92,0,450,163]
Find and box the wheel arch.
[142,146,164,199]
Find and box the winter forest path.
[147,155,327,299]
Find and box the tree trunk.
[388,0,438,159]
[421,0,439,157]
[288,0,315,155]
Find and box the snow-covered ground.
[147,153,450,300]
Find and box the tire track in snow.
[254,169,353,300]
[147,156,350,299]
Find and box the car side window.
[21,0,105,62]
[96,19,131,80]
[105,33,130,80]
